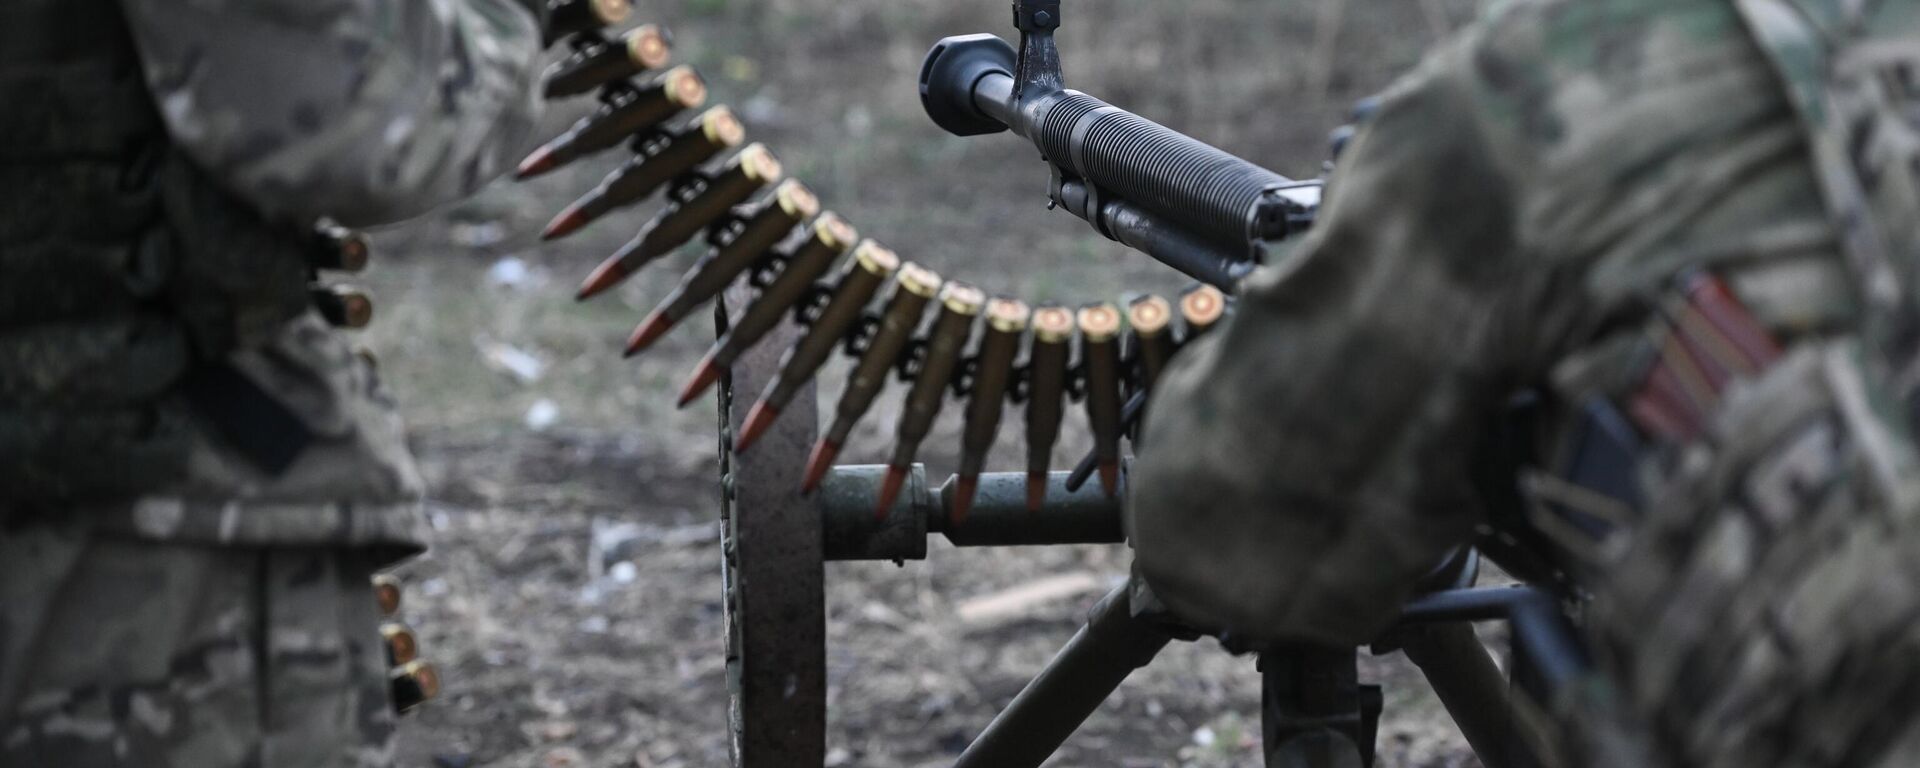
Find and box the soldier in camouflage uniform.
[1130,0,1920,764]
[0,0,545,764]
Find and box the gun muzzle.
[544,24,673,99]
[309,222,370,273]
[626,180,820,356]
[955,298,1029,523]
[738,239,898,453]
[878,282,985,516]
[804,262,942,494]
[371,574,402,617]
[389,659,440,713]
[577,143,782,299]
[381,622,419,666]
[682,212,859,406]
[543,106,745,241]
[313,285,374,329]
[545,0,631,45]
[1024,306,1074,511]
[518,65,707,179]
[1079,303,1124,497]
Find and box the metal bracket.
[1011,0,1064,101]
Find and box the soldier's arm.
[119,0,545,226]
[1128,27,1538,647]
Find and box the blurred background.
[367,1,1489,765]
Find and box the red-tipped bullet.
[677,353,722,408]
[623,310,674,357]
[1098,461,1119,498]
[952,475,979,528]
[735,402,780,453]
[875,465,909,521]
[1026,472,1047,512]
[516,145,559,180]
[576,255,633,301]
[542,203,593,241]
[801,440,840,495]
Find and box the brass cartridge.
[543,24,673,99]
[1024,305,1074,511]
[517,65,706,179]
[542,106,745,241]
[1079,303,1124,497]
[735,240,898,452]
[312,285,373,330]
[954,297,1030,523]
[680,213,858,406]
[577,143,782,299]
[801,262,942,493]
[389,660,440,714]
[309,222,370,273]
[624,180,819,356]
[545,0,631,44]
[876,282,985,516]
[1127,295,1175,395]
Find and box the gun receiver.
[919,6,1320,289]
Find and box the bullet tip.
[801,440,840,495]
[875,465,908,521]
[576,257,631,301]
[952,475,979,528]
[734,401,779,453]
[677,354,723,408]
[1098,461,1120,498]
[542,205,591,241]
[1026,473,1047,512]
[516,146,558,180]
[623,310,675,357]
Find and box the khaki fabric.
[0,529,398,768]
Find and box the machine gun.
[517,0,1595,765]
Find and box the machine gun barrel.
[923,33,1320,279]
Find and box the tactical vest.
[0,0,316,503]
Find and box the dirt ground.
[351,1,1499,765]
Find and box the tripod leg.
[1400,624,1537,768]
[953,583,1175,768]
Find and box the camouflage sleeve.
[1128,24,1538,647]
[119,0,544,227]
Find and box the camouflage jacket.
[0,0,542,552]
[1129,0,1904,646]
[121,0,546,227]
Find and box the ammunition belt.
[527,9,1238,515]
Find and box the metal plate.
[718,280,827,767]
